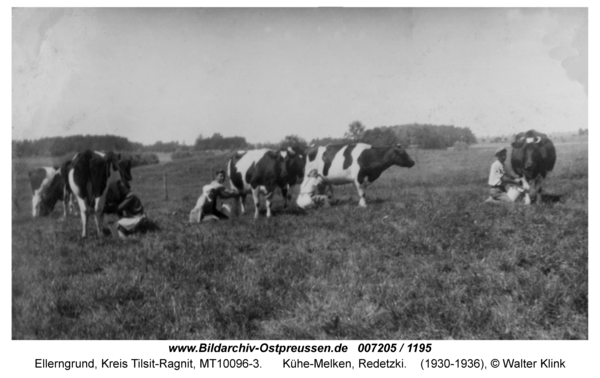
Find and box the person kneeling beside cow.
[104,181,156,237]
[296,169,330,210]
[189,170,241,223]
[485,146,530,204]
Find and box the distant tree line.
[194,133,248,151]
[140,141,185,153]
[13,121,478,160]
[340,121,477,149]
[13,135,143,158]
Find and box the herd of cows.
[26,129,557,238]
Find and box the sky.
[12,7,588,145]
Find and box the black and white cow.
[68,150,132,237]
[303,143,415,207]
[227,148,303,218]
[28,167,63,217]
[510,130,557,203]
[277,146,306,207]
[61,154,132,217]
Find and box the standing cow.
[28,167,64,217]
[227,147,304,218]
[277,146,306,207]
[303,143,415,207]
[68,150,132,237]
[510,130,556,203]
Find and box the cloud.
[542,10,588,95]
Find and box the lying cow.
[28,167,63,217]
[68,150,132,237]
[510,130,556,203]
[303,143,415,207]
[227,147,304,218]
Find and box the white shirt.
[300,176,326,197]
[488,160,505,186]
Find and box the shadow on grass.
[541,193,563,203]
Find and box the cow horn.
[534,136,542,143]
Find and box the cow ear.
[512,133,524,148]
[511,138,525,148]
[537,136,551,147]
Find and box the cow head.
[118,156,133,181]
[264,150,288,181]
[282,146,306,180]
[104,153,133,189]
[510,130,556,179]
[390,144,415,168]
[104,152,125,188]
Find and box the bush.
[123,152,159,167]
[171,149,196,160]
[453,141,469,151]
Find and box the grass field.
[12,142,588,340]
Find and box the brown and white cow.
[227,147,304,218]
[68,150,132,237]
[28,167,63,217]
[510,130,557,203]
[303,143,415,207]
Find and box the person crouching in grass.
[296,169,330,210]
[105,180,156,237]
[485,146,527,203]
[189,170,240,223]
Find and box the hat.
[495,146,507,156]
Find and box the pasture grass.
[12,143,587,339]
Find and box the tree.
[360,127,399,146]
[279,134,308,149]
[344,121,365,141]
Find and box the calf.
[68,150,132,237]
[227,149,289,218]
[303,143,415,207]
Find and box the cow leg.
[355,180,367,207]
[533,176,544,203]
[239,192,247,214]
[94,196,108,237]
[328,183,335,204]
[286,185,293,207]
[32,192,41,217]
[280,185,289,208]
[69,193,79,216]
[75,198,89,238]
[264,188,273,218]
[519,178,531,205]
[62,188,70,217]
[251,188,261,219]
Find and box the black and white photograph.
[11,4,589,350]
